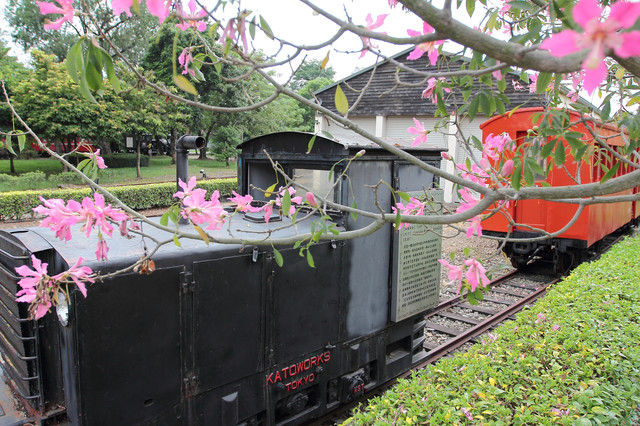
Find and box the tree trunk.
[136,138,142,179]
[9,156,15,174]
[198,147,207,160]
[170,129,177,165]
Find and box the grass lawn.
[0,156,236,192]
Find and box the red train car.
[480,107,640,271]
[31,137,95,154]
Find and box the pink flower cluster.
[391,197,426,230]
[15,255,94,320]
[422,77,449,104]
[540,0,640,94]
[37,0,208,32]
[360,13,387,58]
[34,193,129,260]
[439,257,490,294]
[175,177,227,230]
[407,22,443,65]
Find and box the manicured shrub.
[52,171,84,185]
[346,235,640,425]
[0,178,237,220]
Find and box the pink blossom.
[176,0,208,32]
[500,159,515,177]
[181,189,227,230]
[407,118,429,147]
[146,0,171,23]
[540,0,640,94]
[483,132,512,159]
[439,259,464,293]
[174,177,202,200]
[15,255,53,320]
[276,187,303,215]
[86,149,107,169]
[78,193,128,238]
[95,237,109,261]
[492,61,503,81]
[466,215,483,238]
[261,202,274,223]
[498,2,511,17]
[421,77,449,104]
[54,257,94,297]
[456,188,480,214]
[407,22,442,65]
[456,162,489,186]
[535,312,547,324]
[388,0,399,8]
[464,258,490,291]
[359,14,387,58]
[220,12,249,52]
[392,197,426,230]
[461,407,473,421]
[552,324,561,331]
[442,152,451,160]
[305,192,318,207]
[178,48,195,78]
[34,197,81,242]
[512,80,526,91]
[37,0,75,30]
[228,191,260,213]
[111,0,132,17]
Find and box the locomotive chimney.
[176,135,206,191]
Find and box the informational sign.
[390,190,443,322]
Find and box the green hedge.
[68,153,150,168]
[346,234,640,425]
[0,178,237,220]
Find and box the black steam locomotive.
[0,132,443,425]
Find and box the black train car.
[0,132,443,425]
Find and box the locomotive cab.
[0,132,444,425]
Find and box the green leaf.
[194,225,210,245]
[173,74,198,96]
[467,291,478,305]
[524,161,535,186]
[293,240,302,249]
[479,92,492,116]
[17,134,25,152]
[436,93,447,117]
[463,247,471,257]
[312,230,322,243]
[320,130,333,139]
[168,205,180,224]
[173,234,181,247]
[65,39,84,84]
[281,187,291,216]
[260,15,274,39]
[540,139,556,158]
[395,210,402,230]
[397,191,411,202]
[307,134,317,154]
[468,95,480,122]
[350,200,358,221]
[512,162,522,190]
[601,162,620,183]
[554,141,566,166]
[160,211,170,226]
[85,62,102,92]
[536,72,553,94]
[249,17,256,39]
[79,73,97,103]
[273,247,283,267]
[466,0,475,15]
[335,84,349,115]
[4,135,16,156]
[306,249,315,268]
[102,51,121,92]
[77,158,91,173]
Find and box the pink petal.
[582,61,608,94]
[44,17,68,30]
[427,48,439,65]
[146,0,169,22]
[369,14,387,29]
[540,30,580,57]
[616,32,640,57]
[407,47,425,60]
[609,1,640,28]
[111,0,132,16]
[37,1,65,15]
[422,21,434,34]
[572,0,602,29]
[407,28,421,37]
